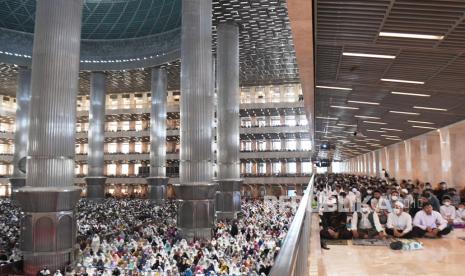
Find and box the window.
[107,122,118,132]
[82,144,88,154]
[302,162,312,174]
[121,121,130,131]
[107,164,116,176]
[271,116,281,126]
[134,163,142,175]
[299,115,308,126]
[135,142,142,153]
[241,118,252,127]
[301,139,312,151]
[258,140,267,151]
[121,164,129,175]
[272,140,281,151]
[135,121,143,131]
[257,117,266,127]
[285,115,296,126]
[82,164,88,175]
[108,143,117,153]
[287,162,297,174]
[272,162,281,174]
[286,140,297,151]
[258,162,266,174]
[245,162,253,174]
[244,141,252,151]
[121,143,130,154]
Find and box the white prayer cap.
[394,201,404,208]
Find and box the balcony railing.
[269,174,315,276]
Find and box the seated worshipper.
[412,202,452,238]
[448,188,461,207]
[421,190,441,212]
[434,181,448,203]
[320,197,352,240]
[455,202,465,224]
[38,267,51,276]
[385,202,413,238]
[390,190,401,208]
[439,196,456,225]
[351,203,385,239]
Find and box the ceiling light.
[363,121,387,125]
[412,125,437,130]
[407,120,434,125]
[326,126,344,129]
[389,110,420,115]
[338,124,357,127]
[316,85,352,91]
[331,105,359,110]
[348,100,380,105]
[354,115,381,119]
[391,91,430,97]
[381,78,424,85]
[343,52,396,59]
[385,137,402,141]
[379,32,444,40]
[316,116,338,120]
[381,135,400,138]
[380,128,403,132]
[413,106,448,112]
[366,129,386,133]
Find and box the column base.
[84,177,106,201]
[14,186,81,276]
[173,183,218,241]
[146,176,169,203]
[215,179,242,220]
[9,177,26,200]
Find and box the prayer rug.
[352,239,390,246]
[323,239,349,245]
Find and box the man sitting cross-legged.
[351,203,385,239]
[385,201,413,238]
[412,202,452,238]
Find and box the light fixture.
[331,105,359,110]
[413,106,448,112]
[343,52,396,59]
[412,125,437,130]
[316,116,338,120]
[381,135,400,138]
[348,100,380,105]
[407,120,434,125]
[316,85,352,91]
[389,110,420,115]
[363,121,387,125]
[338,124,357,127]
[380,128,403,132]
[391,91,430,97]
[354,115,381,119]
[366,129,386,133]
[326,125,344,129]
[381,78,424,85]
[379,32,444,40]
[385,137,402,141]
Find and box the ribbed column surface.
[217,22,240,180]
[180,0,214,184]
[150,68,167,177]
[26,0,82,188]
[88,72,106,177]
[12,67,31,177]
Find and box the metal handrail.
[269,173,315,276]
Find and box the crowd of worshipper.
[0,196,298,275]
[72,199,297,275]
[0,198,22,266]
[316,173,465,243]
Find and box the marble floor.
[321,229,465,276]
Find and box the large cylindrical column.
[10,67,32,191]
[174,0,217,240]
[14,0,83,274]
[215,22,242,219]
[146,68,168,203]
[85,72,107,200]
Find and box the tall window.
[258,140,267,151]
[287,162,297,174]
[121,164,129,175]
[245,162,253,174]
[121,143,130,154]
[135,142,142,153]
[245,141,252,151]
[257,117,266,127]
[108,143,117,153]
[272,140,281,151]
[301,139,312,151]
[121,121,130,131]
[258,162,266,174]
[135,121,143,131]
[107,121,118,132]
[286,140,297,151]
[272,162,281,174]
[285,115,296,126]
[302,161,312,174]
[271,116,281,126]
[299,114,308,126]
[107,164,116,176]
[134,163,142,175]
